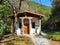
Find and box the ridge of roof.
[9,11,45,17]
[17,11,45,17]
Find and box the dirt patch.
[49,39,60,45]
[0,36,34,45]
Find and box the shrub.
[0,29,4,39]
[0,29,4,36]
[48,35,53,39]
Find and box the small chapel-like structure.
[9,12,44,35]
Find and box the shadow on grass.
[42,29,60,35]
[42,29,60,41]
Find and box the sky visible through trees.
[32,0,52,6]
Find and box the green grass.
[51,35,60,41]
[11,36,34,45]
[43,29,60,41]
[43,29,60,35]
[12,37,20,42]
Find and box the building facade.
[10,12,44,36]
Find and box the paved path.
[29,35,50,45]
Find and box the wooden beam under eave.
[17,13,43,19]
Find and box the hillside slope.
[29,1,52,14]
[20,1,52,24]
[29,1,52,24]
[21,1,52,14]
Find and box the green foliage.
[44,0,60,30]
[52,0,60,9]
[51,0,60,17]
[0,0,52,35]
[0,29,3,36]
[47,0,60,30]
[21,1,52,25]
[28,1,52,25]
[29,1,52,14]
[0,1,13,35]
[43,29,60,35]
[43,29,60,41]
[12,37,21,42]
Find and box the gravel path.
[30,35,50,45]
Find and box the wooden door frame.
[23,19,29,34]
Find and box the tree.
[52,0,60,8]
[52,0,60,16]
[0,1,13,35]
[7,0,32,34]
[44,0,60,30]
[7,0,22,32]
[0,0,27,35]
[0,0,3,3]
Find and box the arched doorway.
[23,19,29,34]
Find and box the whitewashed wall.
[30,18,40,35]
[16,19,22,36]
[16,18,41,35]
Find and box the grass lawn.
[43,29,60,45]
[0,36,34,45]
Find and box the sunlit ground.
[43,29,60,45]
[0,36,34,45]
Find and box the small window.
[19,22,22,28]
[32,22,35,28]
